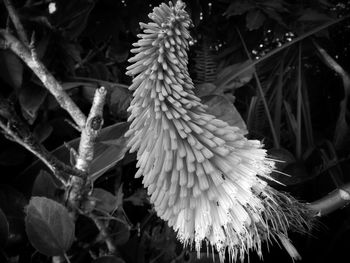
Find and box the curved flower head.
[125,1,311,262]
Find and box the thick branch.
[308,183,350,216]
[0,30,86,129]
[3,0,29,45]
[76,87,107,172]
[67,87,106,208]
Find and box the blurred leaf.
[25,197,75,256]
[0,208,9,248]
[91,188,118,214]
[106,43,129,63]
[224,0,255,17]
[19,85,47,124]
[32,170,61,201]
[215,60,254,93]
[33,123,53,143]
[111,213,130,246]
[59,2,95,40]
[298,9,332,22]
[0,50,23,90]
[202,95,247,133]
[93,256,125,263]
[194,83,217,97]
[246,9,266,30]
[124,188,148,207]
[109,87,132,119]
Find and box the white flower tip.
[278,235,302,261]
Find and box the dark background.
[1,0,350,262]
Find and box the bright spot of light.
[48,2,57,14]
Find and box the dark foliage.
[0,0,350,262]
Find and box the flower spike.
[125,1,311,262]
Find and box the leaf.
[32,170,61,201]
[19,84,48,124]
[194,83,217,97]
[33,123,53,143]
[246,9,266,30]
[25,197,75,256]
[111,213,130,246]
[0,50,23,90]
[91,188,118,214]
[298,9,332,22]
[0,208,9,248]
[202,95,247,133]
[215,60,254,93]
[93,256,125,263]
[224,0,255,17]
[109,87,132,120]
[22,122,130,182]
[124,188,148,207]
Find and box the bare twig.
[0,30,87,129]
[308,183,350,216]
[3,0,29,45]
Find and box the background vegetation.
[0,0,350,262]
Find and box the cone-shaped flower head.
[125,1,311,262]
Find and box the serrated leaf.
[0,50,23,90]
[93,256,125,263]
[91,188,118,214]
[0,208,9,248]
[25,197,75,256]
[202,95,247,133]
[246,9,266,30]
[32,170,60,200]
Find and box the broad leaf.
[19,84,47,124]
[202,95,247,133]
[224,0,255,17]
[215,60,254,93]
[91,188,118,213]
[246,9,266,30]
[194,83,217,97]
[32,170,61,201]
[25,197,75,256]
[0,50,23,90]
